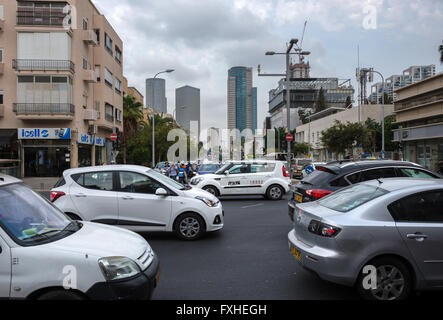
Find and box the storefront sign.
[18,128,71,140]
[95,137,106,147]
[78,133,94,145]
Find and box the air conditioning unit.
[88,125,98,135]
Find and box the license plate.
[291,246,302,261]
[295,194,303,203]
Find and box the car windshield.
[215,163,232,175]
[0,183,73,245]
[301,170,335,185]
[318,184,389,213]
[148,169,186,190]
[199,164,219,172]
[156,162,166,169]
[297,160,311,167]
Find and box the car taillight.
[50,191,66,203]
[282,165,289,178]
[308,220,341,238]
[305,189,333,199]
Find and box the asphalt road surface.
[144,195,357,300]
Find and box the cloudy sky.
[93,0,443,132]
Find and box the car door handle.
[75,194,87,198]
[122,196,134,200]
[407,233,428,241]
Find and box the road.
[144,195,357,300]
[39,191,441,300]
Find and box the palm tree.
[122,95,143,164]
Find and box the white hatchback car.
[189,160,291,200]
[51,165,224,241]
[0,175,159,300]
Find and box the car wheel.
[357,257,413,301]
[203,185,219,197]
[37,290,85,300]
[266,185,284,201]
[174,213,206,241]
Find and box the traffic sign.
[110,133,118,141]
[286,133,294,142]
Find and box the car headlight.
[191,177,204,185]
[98,257,141,281]
[196,196,218,207]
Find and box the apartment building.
[393,73,443,172]
[0,0,124,178]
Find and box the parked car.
[51,165,224,241]
[0,174,159,300]
[190,160,291,200]
[289,160,441,220]
[288,178,443,300]
[197,163,222,175]
[155,162,169,175]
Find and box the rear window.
[318,184,389,212]
[302,170,336,185]
[54,178,66,188]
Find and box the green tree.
[122,95,144,164]
[293,142,310,156]
[315,88,327,113]
[321,121,367,157]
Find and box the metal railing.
[13,59,75,73]
[13,103,75,115]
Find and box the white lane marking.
[241,203,264,209]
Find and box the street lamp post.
[261,39,309,175]
[151,69,174,168]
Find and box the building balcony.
[17,7,66,27]
[84,109,99,121]
[83,69,97,83]
[13,103,75,120]
[83,30,98,46]
[13,59,75,73]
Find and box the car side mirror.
[155,188,168,196]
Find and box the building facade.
[0,0,124,178]
[227,66,257,133]
[145,78,167,113]
[393,73,443,173]
[175,85,200,135]
[295,104,394,161]
[268,77,354,130]
[369,65,436,103]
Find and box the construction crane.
[295,20,309,63]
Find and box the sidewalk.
[22,177,60,192]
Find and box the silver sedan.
[288,178,443,300]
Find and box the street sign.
[110,133,118,141]
[286,133,294,142]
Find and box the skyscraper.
[227,67,257,132]
[146,78,167,113]
[175,85,201,135]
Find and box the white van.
[51,165,224,241]
[0,175,160,300]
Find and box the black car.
[288,160,441,221]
